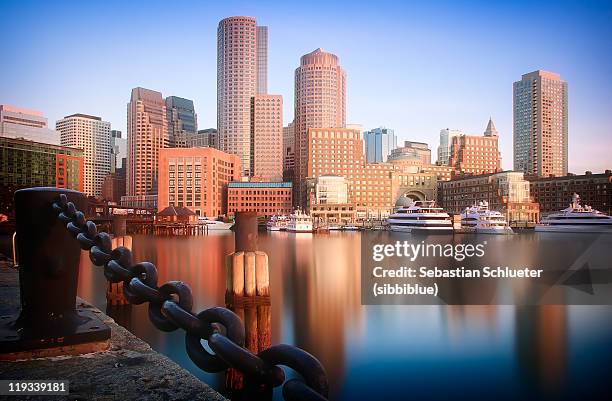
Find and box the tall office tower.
[166,96,197,147]
[294,48,346,205]
[437,128,463,165]
[364,127,397,163]
[191,129,218,148]
[110,130,127,173]
[283,122,295,181]
[251,95,283,181]
[217,16,268,176]
[56,114,111,196]
[256,26,268,94]
[0,104,60,145]
[127,87,168,196]
[513,70,568,177]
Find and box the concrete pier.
[0,265,226,401]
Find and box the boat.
[388,198,453,234]
[460,201,513,235]
[535,193,612,233]
[198,217,234,230]
[328,225,341,231]
[342,225,360,231]
[286,209,313,233]
[266,215,288,231]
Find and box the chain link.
[53,193,329,401]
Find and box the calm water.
[77,231,612,400]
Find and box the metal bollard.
[234,211,258,252]
[0,187,110,354]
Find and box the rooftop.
[228,182,292,188]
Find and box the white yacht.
[388,198,453,234]
[266,215,288,231]
[198,217,234,231]
[287,209,313,233]
[535,193,612,233]
[461,201,513,235]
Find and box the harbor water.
[77,231,612,400]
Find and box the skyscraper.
[513,70,568,177]
[110,130,127,173]
[256,26,268,95]
[56,113,111,196]
[0,104,60,145]
[217,16,268,176]
[283,122,295,181]
[250,94,283,181]
[363,127,397,163]
[294,48,346,205]
[127,87,168,196]
[166,96,197,147]
[437,128,462,165]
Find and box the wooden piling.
[244,252,256,297]
[231,251,245,297]
[255,251,269,296]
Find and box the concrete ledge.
[0,265,226,401]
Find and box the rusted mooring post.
[0,187,110,358]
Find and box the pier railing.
[5,188,328,401]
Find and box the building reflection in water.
[284,232,363,397]
[74,231,612,401]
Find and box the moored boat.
[535,193,612,233]
[388,197,453,234]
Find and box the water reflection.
[77,231,612,400]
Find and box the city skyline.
[1,0,612,173]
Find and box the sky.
[1,0,611,173]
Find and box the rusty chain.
[52,193,329,401]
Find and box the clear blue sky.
[2,0,611,173]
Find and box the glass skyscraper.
[363,127,397,163]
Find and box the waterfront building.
[420,164,457,182]
[56,113,112,196]
[227,181,292,218]
[127,87,168,197]
[217,16,267,176]
[388,141,430,165]
[437,128,462,165]
[308,175,355,224]
[438,171,540,224]
[308,128,393,218]
[166,96,197,148]
[283,122,295,182]
[364,127,397,163]
[251,95,283,181]
[449,119,502,175]
[120,194,158,210]
[0,137,83,214]
[101,170,126,203]
[307,128,454,219]
[294,48,346,205]
[529,170,612,214]
[513,70,568,177]
[157,147,241,217]
[190,129,218,148]
[0,104,60,145]
[110,130,127,173]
